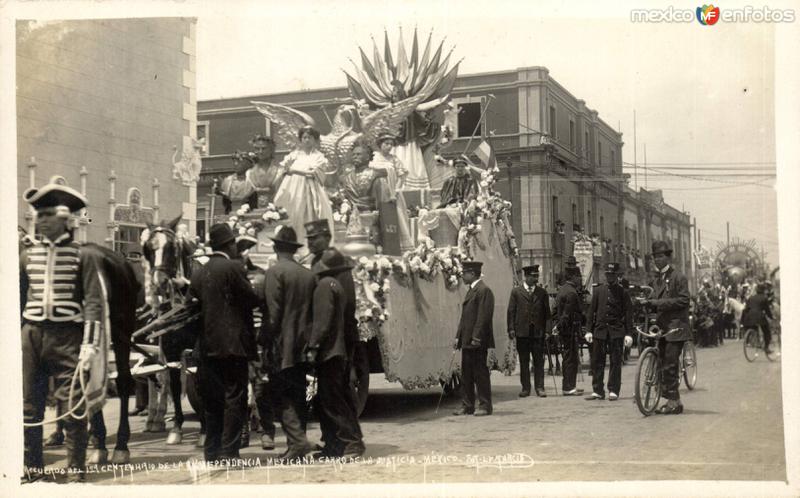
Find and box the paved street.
[35,340,785,484]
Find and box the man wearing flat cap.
[190,223,261,463]
[507,264,551,397]
[453,261,495,416]
[438,156,478,208]
[585,263,633,401]
[19,183,103,482]
[638,240,691,414]
[555,265,584,396]
[307,248,365,458]
[260,225,317,461]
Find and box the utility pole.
[726,221,730,246]
[644,143,648,189]
[633,110,638,190]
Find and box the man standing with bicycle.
[638,240,691,415]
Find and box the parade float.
[211,30,520,413]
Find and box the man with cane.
[452,261,495,416]
[507,265,551,398]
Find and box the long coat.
[313,255,358,360]
[647,266,691,342]
[587,282,633,339]
[309,275,348,363]
[190,253,260,359]
[507,284,550,338]
[261,258,316,371]
[456,280,495,350]
[556,281,581,336]
[741,293,773,328]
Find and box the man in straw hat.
[20,182,101,482]
[507,264,551,398]
[452,261,495,416]
[638,240,691,414]
[308,248,365,458]
[555,265,584,396]
[585,263,633,401]
[189,223,261,463]
[260,224,317,461]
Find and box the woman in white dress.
[273,126,335,241]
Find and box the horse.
[80,243,141,465]
[140,216,205,446]
[724,295,745,339]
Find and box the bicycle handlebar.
[636,325,681,339]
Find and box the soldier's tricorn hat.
[564,255,578,268]
[462,261,484,274]
[23,183,88,213]
[522,265,540,276]
[605,262,622,274]
[651,240,673,257]
[314,247,354,277]
[304,219,332,238]
[269,224,303,250]
[236,235,258,254]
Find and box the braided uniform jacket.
[19,233,103,324]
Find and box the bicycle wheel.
[635,347,661,416]
[682,341,698,390]
[743,328,760,362]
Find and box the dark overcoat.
[647,266,691,342]
[507,284,550,338]
[587,282,633,339]
[456,280,495,350]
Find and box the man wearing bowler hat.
[190,223,261,463]
[638,240,691,414]
[453,261,495,416]
[585,262,633,401]
[308,248,365,458]
[19,182,103,482]
[507,264,551,397]
[260,224,317,461]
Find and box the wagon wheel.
[351,342,371,417]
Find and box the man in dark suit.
[260,225,316,461]
[190,223,261,463]
[438,157,479,207]
[453,261,495,416]
[555,266,584,396]
[585,263,633,401]
[742,283,774,353]
[507,264,551,397]
[639,240,691,415]
[308,248,365,459]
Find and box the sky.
[195,1,781,267]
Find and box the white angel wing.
[251,101,316,150]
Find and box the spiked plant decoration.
[344,28,461,111]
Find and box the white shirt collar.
[470,278,482,289]
[42,233,71,246]
[659,264,671,274]
[211,251,230,260]
[523,282,535,292]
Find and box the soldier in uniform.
[507,264,551,397]
[555,266,584,396]
[20,183,102,482]
[584,263,633,401]
[452,261,495,416]
[638,240,691,414]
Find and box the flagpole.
[463,94,496,156]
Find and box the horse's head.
[141,215,194,304]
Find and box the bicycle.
[634,325,698,416]
[743,321,780,362]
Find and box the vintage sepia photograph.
[1,0,798,496]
